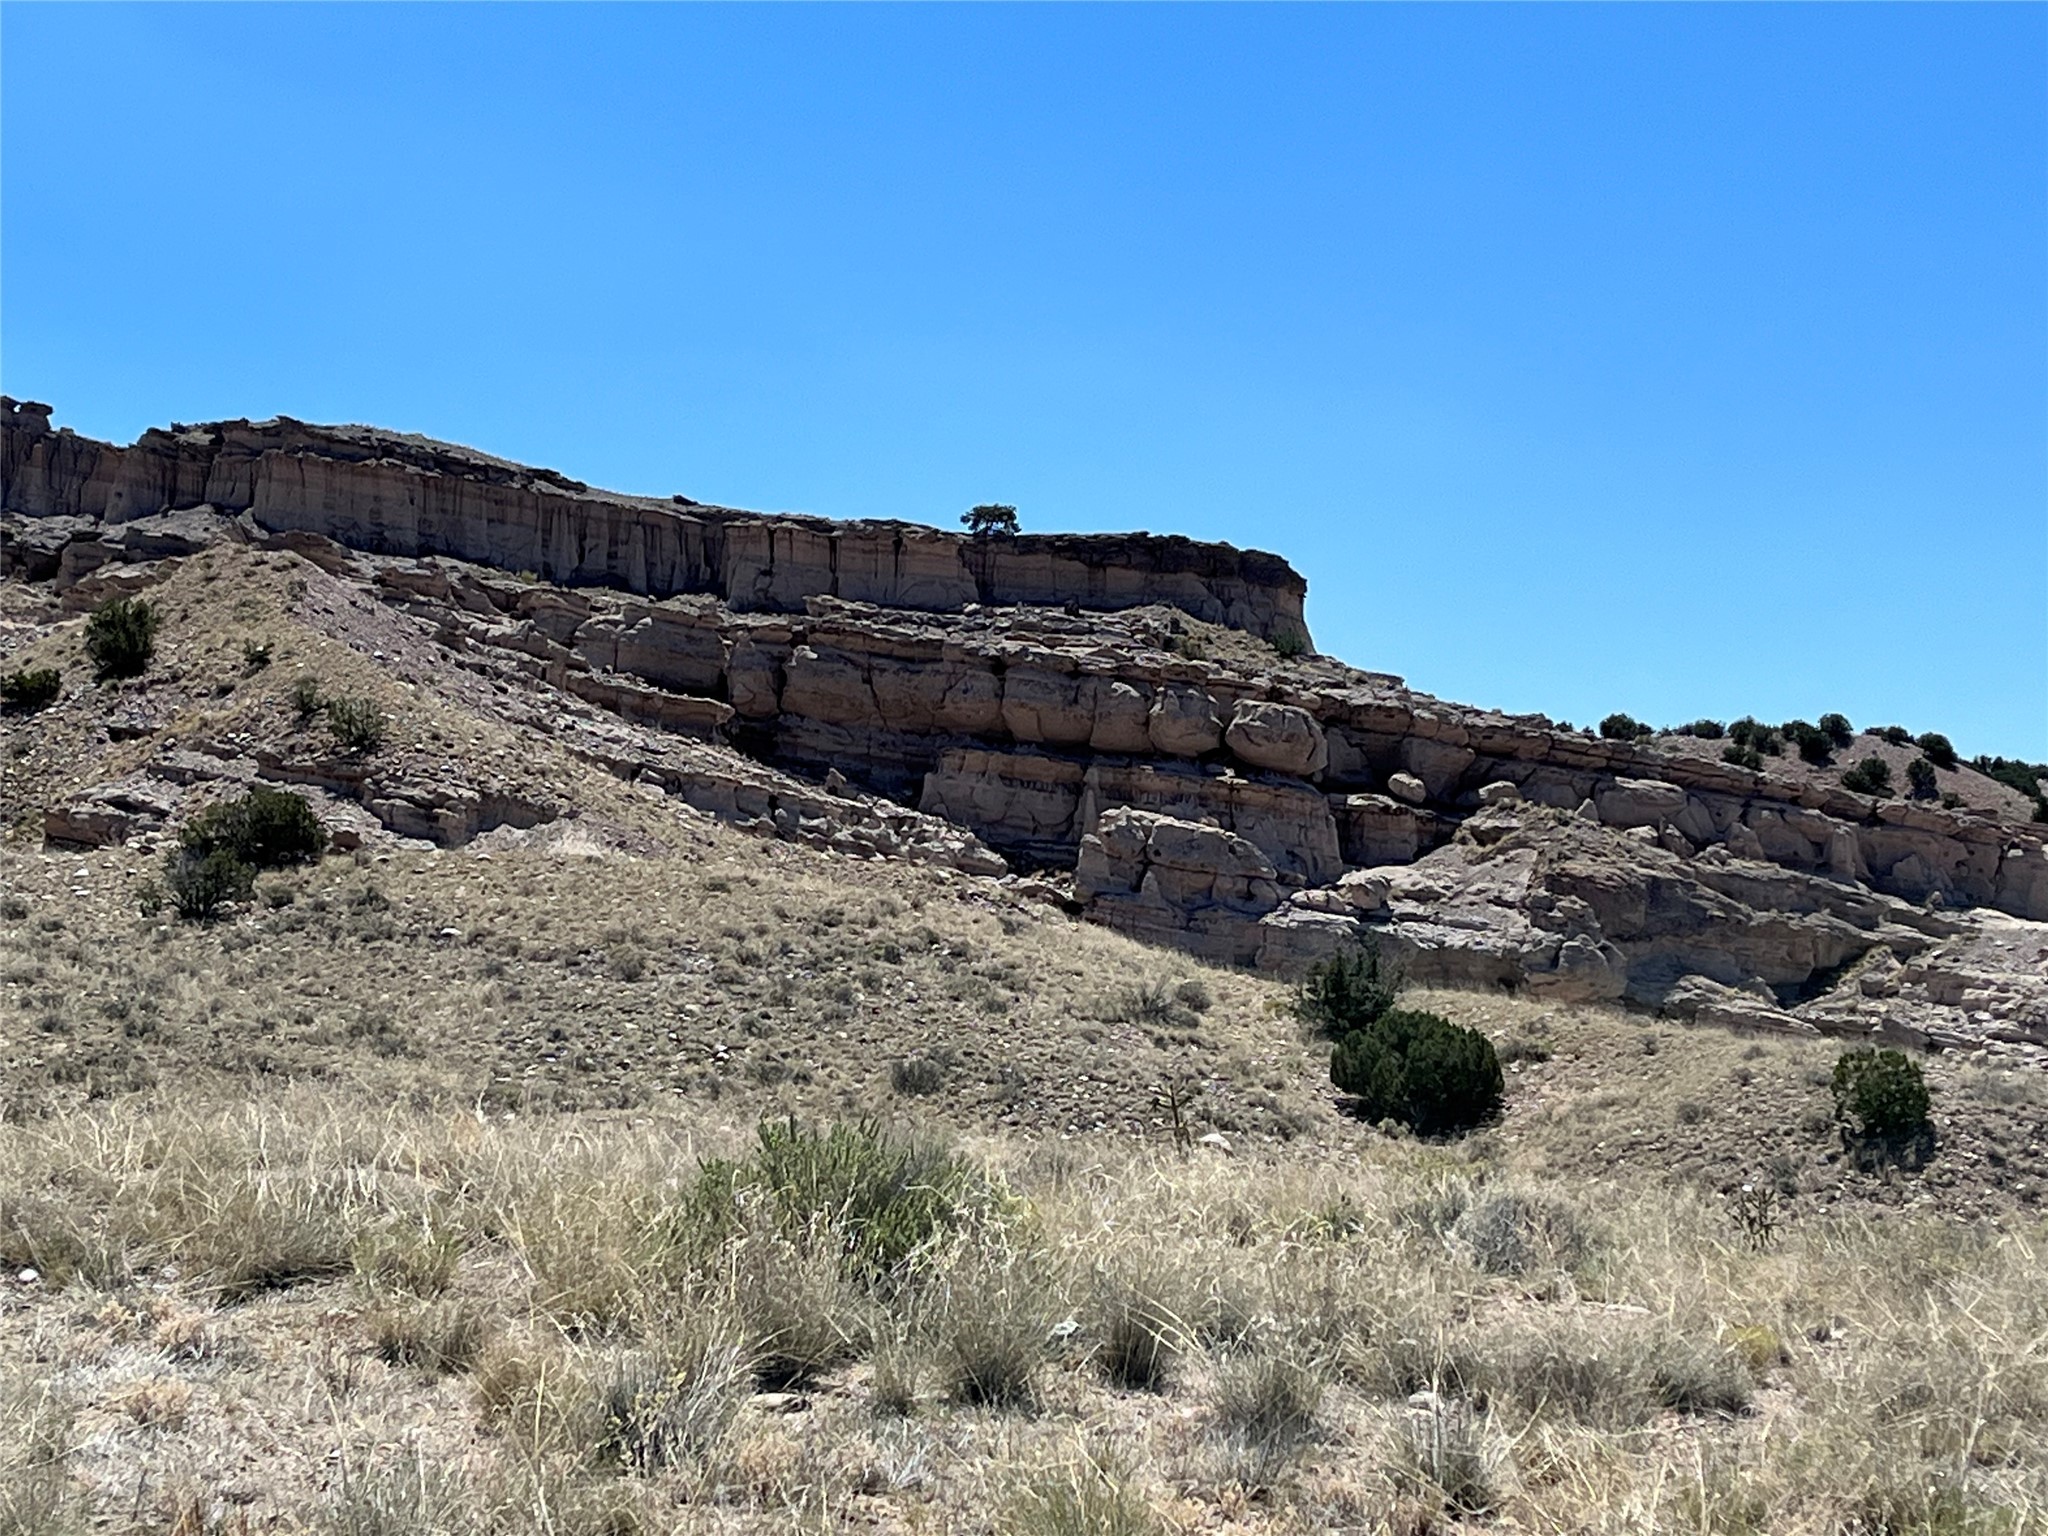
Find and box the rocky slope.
[5,399,2044,1062]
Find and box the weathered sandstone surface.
[6,400,2043,1058]
[1,399,1307,642]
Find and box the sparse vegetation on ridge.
[1597,712,1654,741]
[1785,718,1834,765]
[1917,732,1959,770]
[961,502,1021,537]
[1728,715,1782,756]
[1842,755,1894,796]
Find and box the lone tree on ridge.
[961,503,1020,538]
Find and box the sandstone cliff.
[5,399,2043,1059]
[0,399,1308,643]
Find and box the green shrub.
[289,676,324,723]
[1598,713,1654,742]
[961,503,1021,537]
[1831,1049,1931,1139]
[1728,717,1781,756]
[1677,719,1725,739]
[326,696,386,755]
[1915,733,1957,771]
[1817,713,1854,749]
[1783,720,1832,765]
[180,787,327,870]
[1841,757,1893,796]
[687,1118,984,1285]
[1974,755,2044,798]
[1331,1008,1503,1135]
[891,1054,947,1097]
[0,667,60,712]
[1721,744,1763,771]
[164,848,256,923]
[1877,725,1913,746]
[84,596,160,680]
[1940,792,1963,810]
[1826,1048,1933,1179]
[1905,757,1938,800]
[240,640,273,674]
[1295,943,1399,1040]
[1271,629,1309,660]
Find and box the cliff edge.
[1,398,1309,644]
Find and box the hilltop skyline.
[3,4,2042,756]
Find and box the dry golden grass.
[0,1083,2042,1533]
[3,543,2046,1529]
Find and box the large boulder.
[1088,680,1154,754]
[1148,685,1225,756]
[1332,792,1445,866]
[1000,666,1096,746]
[1398,738,1475,799]
[1080,760,1344,885]
[1593,777,1688,829]
[1224,700,1329,777]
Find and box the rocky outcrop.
[2,399,1309,643]
[7,398,2044,1059]
[1075,808,1285,961]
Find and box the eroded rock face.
[1,400,1309,643]
[1245,806,2048,1054]
[1076,807,1284,963]
[8,396,2044,1059]
[1148,685,1225,756]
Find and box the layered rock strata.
[7,400,2044,1056]
[1,399,1308,643]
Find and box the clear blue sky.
[5,4,2044,758]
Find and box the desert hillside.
[2,404,2045,1533]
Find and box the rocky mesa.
[5,397,2044,1064]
